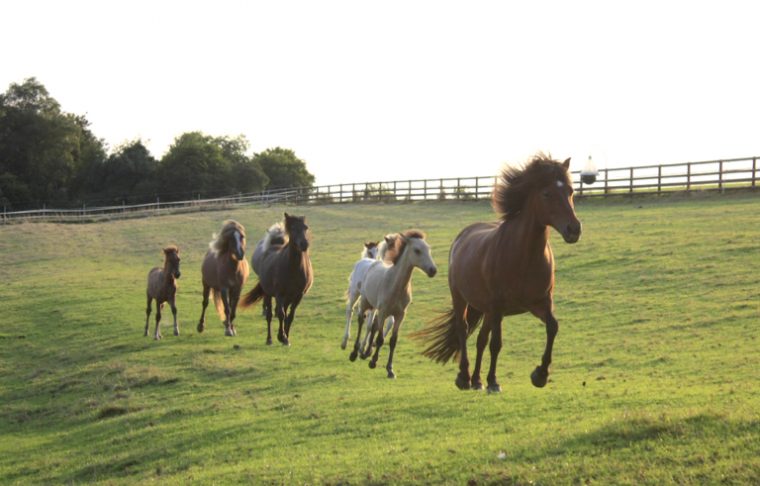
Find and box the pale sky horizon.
[3,1,759,185]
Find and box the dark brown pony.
[413,154,581,392]
[197,220,250,336]
[241,213,313,346]
[144,246,181,340]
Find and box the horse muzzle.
[174,271,181,279]
[426,266,438,278]
[562,222,582,244]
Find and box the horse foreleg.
[384,312,406,379]
[264,295,273,345]
[144,295,152,337]
[485,313,504,393]
[221,288,233,337]
[531,309,558,388]
[275,297,288,345]
[197,285,210,333]
[382,315,395,339]
[169,294,179,336]
[228,286,241,336]
[284,295,302,339]
[154,302,163,340]
[342,291,359,350]
[361,311,378,359]
[369,311,388,370]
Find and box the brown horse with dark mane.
[144,246,181,340]
[241,213,313,346]
[197,220,250,336]
[413,154,581,392]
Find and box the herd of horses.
[144,154,582,390]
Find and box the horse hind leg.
[342,290,359,350]
[197,285,210,333]
[349,309,366,362]
[384,312,406,379]
[468,306,487,390]
[451,292,471,390]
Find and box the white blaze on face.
[556,180,564,188]
[234,231,242,255]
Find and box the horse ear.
[284,212,290,220]
[562,157,571,170]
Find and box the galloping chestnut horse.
[241,213,313,346]
[413,154,581,392]
[144,246,181,340]
[197,220,249,336]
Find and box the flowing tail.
[240,282,265,308]
[209,289,226,320]
[411,307,484,363]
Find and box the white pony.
[353,230,437,378]
[342,237,396,353]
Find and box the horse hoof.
[487,383,502,393]
[369,360,377,369]
[174,330,179,337]
[281,339,290,347]
[471,380,484,391]
[266,338,273,345]
[197,323,205,333]
[349,350,358,362]
[455,374,471,390]
[225,329,234,337]
[531,367,548,388]
[154,335,162,341]
[387,369,396,379]
[340,340,347,350]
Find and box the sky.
[2,0,759,185]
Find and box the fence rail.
[3,156,758,223]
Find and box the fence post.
[753,157,757,189]
[408,180,412,200]
[604,168,609,195]
[457,178,461,200]
[424,179,428,200]
[629,167,634,194]
[658,165,662,194]
[687,163,691,191]
[719,160,724,193]
[475,177,479,200]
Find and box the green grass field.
[1,193,759,485]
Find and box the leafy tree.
[0,77,105,208]
[157,133,268,200]
[94,140,159,204]
[255,147,315,190]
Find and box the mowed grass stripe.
[0,194,758,485]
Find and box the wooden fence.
[2,156,757,223]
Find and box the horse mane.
[163,245,178,255]
[492,152,572,220]
[209,220,246,256]
[262,222,287,253]
[387,230,426,264]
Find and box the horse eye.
[542,190,551,198]
[414,248,421,255]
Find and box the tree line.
[0,78,315,210]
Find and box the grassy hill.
[1,193,758,485]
